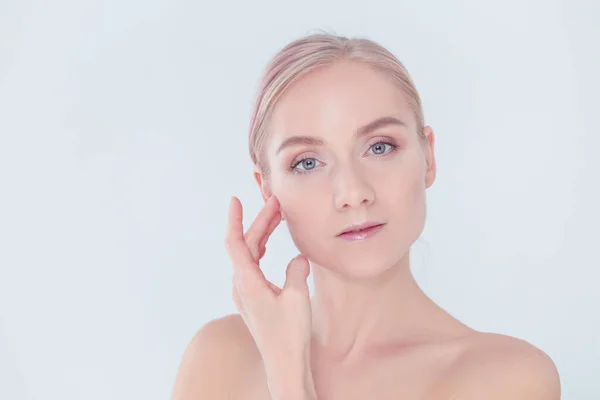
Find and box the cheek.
[272,180,330,253]
[271,173,327,220]
[278,191,325,228]
[392,171,427,235]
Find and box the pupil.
[303,159,315,169]
[374,144,384,154]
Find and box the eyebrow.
[275,116,407,155]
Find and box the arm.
[475,348,561,400]
[169,315,246,400]
[264,351,318,400]
[427,337,561,400]
[169,314,318,400]
[225,196,318,400]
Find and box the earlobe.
[253,165,284,219]
[426,159,436,188]
[253,166,269,203]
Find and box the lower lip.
[338,224,385,241]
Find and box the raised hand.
[225,195,316,399]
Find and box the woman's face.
[258,60,436,278]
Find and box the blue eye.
[368,141,396,156]
[291,157,322,174]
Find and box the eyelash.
[289,140,399,175]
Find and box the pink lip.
[337,222,385,241]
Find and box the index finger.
[225,196,268,289]
[244,195,281,261]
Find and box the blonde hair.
[248,31,425,176]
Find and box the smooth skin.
[170,60,561,399]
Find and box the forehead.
[269,60,415,141]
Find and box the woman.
[171,33,561,399]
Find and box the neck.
[309,252,468,363]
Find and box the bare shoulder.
[430,332,561,399]
[170,313,258,400]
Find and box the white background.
[0,0,598,399]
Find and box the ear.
[422,126,437,189]
[253,165,269,202]
[253,165,286,220]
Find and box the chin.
[301,241,409,281]
[346,248,407,278]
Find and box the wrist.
[265,353,317,400]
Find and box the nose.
[333,163,375,210]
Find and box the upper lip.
[337,221,384,235]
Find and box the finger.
[234,274,281,301]
[249,211,280,263]
[256,212,281,258]
[258,244,267,260]
[226,197,268,291]
[244,195,281,262]
[245,211,280,262]
[267,280,282,295]
[283,254,311,294]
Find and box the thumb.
[283,254,310,293]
